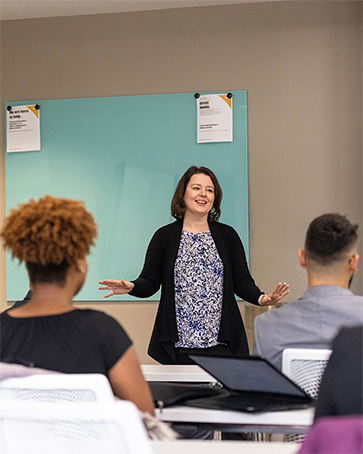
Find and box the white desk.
[141,364,215,383]
[151,440,300,454]
[156,406,314,435]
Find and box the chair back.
[282,348,332,398]
[0,400,153,454]
[0,373,115,403]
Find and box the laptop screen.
[189,355,308,397]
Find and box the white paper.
[6,105,41,152]
[197,94,233,143]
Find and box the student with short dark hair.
[253,213,363,370]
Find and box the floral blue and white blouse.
[174,230,224,348]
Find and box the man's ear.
[298,249,307,269]
[349,254,359,274]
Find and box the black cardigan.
[131,219,263,364]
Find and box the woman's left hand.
[259,283,290,307]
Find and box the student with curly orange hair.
[0,195,155,415]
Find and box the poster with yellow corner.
[197,93,233,143]
[6,105,41,152]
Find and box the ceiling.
[0,0,273,21]
[0,0,347,21]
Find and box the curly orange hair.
[1,195,97,266]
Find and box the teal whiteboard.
[4,91,249,301]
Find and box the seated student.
[296,325,363,454]
[253,213,363,370]
[297,415,363,454]
[314,325,363,421]
[0,195,155,415]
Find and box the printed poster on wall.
[6,105,41,152]
[197,94,233,143]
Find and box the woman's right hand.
[98,279,134,298]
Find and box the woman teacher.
[99,166,289,364]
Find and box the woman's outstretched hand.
[259,282,290,307]
[98,279,134,298]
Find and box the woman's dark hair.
[305,213,359,266]
[171,166,222,221]
[1,195,97,285]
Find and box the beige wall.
[1,1,362,364]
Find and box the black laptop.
[184,354,315,413]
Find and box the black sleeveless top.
[0,308,132,376]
